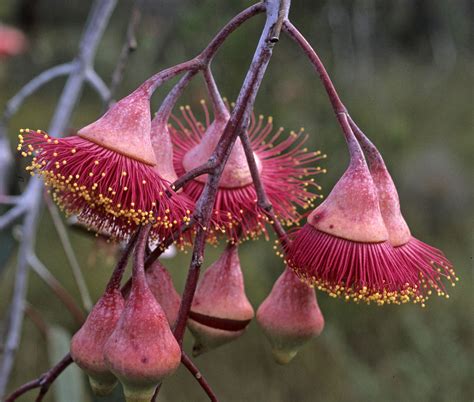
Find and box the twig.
[201,65,288,247]
[155,71,199,125]
[3,2,269,400]
[202,66,228,118]
[1,63,75,125]
[4,354,73,402]
[171,163,215,192]
[6,228,140,402]
[181,353,218,402]
[45,197,93,311]
[172,0,291,347]
[107,0,143,105]
[0,196,21,205]
[134,2,268,270]
[0,182,42,398]
[0,135,13,196]
[85,68,111,103]
[283,20,356,143]
[152,353,218,402]
[110,228,140,293]
[27,253,86,325]
[0,203,27,231]
[0,0,118,397]
[347,115,381,161]
[141,2,265,96]
[239,130,289,247]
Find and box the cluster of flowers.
[18,73,455,400]
[18,82,326,400]
[285,117,457,307]
[19,85,321,244]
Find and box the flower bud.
[70,287,124,395]
[257,268,324,364]
[187,244,254,356]
[146,260,181,326]
[104,229,181,402]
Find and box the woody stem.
[282,20,361,148]
[239,131,289,248]
[172,0,291,347]
[106,228,140,292]
[143,2,265,96]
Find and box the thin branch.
[140,3,267,269]
[0,183,42,398]
[199,2,265,63]
[171,162,215,192]
[142,2,265,96]
[0,0,118,397]
[27,253,86,325]
[0,203,27,231]
[181,353,218,402]
[110,228,140,293]
[85,68,111,103]
[239,130,289,248]
[155,70,199,125]
[4,379,41,402]
[107,0,143,105]
[4,2,268,400]
[347,114,382,162]
[172,0,290,346]
[151,352,218,402]
[45,197,93,311]
[4,354,73,402]
[202,66,228,119]
[0,135,13,196]
[0,196,22,205]
[1,63,75,125]
[283,20,356,143]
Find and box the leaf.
[47,325,91,402]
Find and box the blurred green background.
[0,0,472,401]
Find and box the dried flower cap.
[257,268,324,364]
[306,142,388,243]
[104,228,181,402]
[187,244,254,356]
[286,125,427,305]
[355,130,457,300]
[359,141,411,247]
[172,101,325,241]
[145,260,181,326]
[70,286,124,395]
[19,87,192,242]
[78,86,156,165]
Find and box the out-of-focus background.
[0,0,472,401]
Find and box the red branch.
[282,20,356,143]
[4,4,269,402]
[172,0,290,347]
[4,354,73,402]
[181,353,218,402]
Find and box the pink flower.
[171,101,325,242]
[20,87,192,243]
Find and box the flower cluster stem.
[172,0,291,346]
